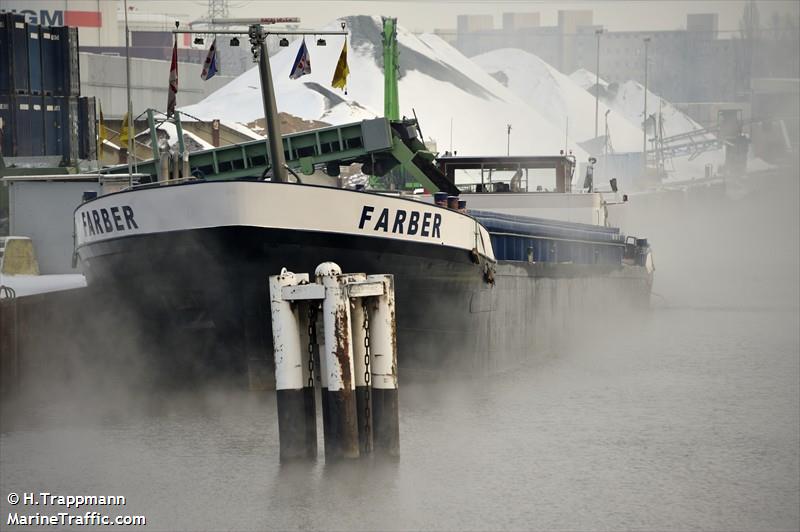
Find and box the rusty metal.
[319,266,359,459]
[365,274,399,457]
[333,307,352,390]
[269,269,317,461]
[306,302,317,389]
[272,263,398,461]
[362,297,372,448]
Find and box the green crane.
[382,17,400,121]
[100,17,458,194]
[379,16,427,191]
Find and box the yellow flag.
[119,112,129,146]
[331,38,349,91]
[98,101,106,158]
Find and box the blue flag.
[201,38,218,81]
[289,39,311,79]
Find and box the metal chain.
[362,298,371,436]
[306,302,317,389]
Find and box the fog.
[1,170,796,530]
[2,1,799,528]
[129,0,798,35]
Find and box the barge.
[74,117,653,380]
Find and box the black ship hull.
[74,181,652,383]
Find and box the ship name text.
[80,206,139,238]
[358,205,442,238]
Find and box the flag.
[167,36,178,117]
[98,101,106,158]
[289,38,311,79]
[331,38,349,92]
[201,38,218,81]
[119,112,129,146]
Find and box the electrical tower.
[207,0,230,21]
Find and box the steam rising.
[2,2,799,529]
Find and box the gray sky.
[129,0,800,34]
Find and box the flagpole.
[168,29,178,133]
[123,0,133,183]
[250,24,288,183]
[174,24,347,183]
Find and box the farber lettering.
[81,206,138,238]
[358,205,442,238]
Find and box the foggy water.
[1,176,798,531]
[1,306,797,531]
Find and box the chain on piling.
[362,298,372,437]
[307,302,317,389]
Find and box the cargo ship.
[74,117,653,379]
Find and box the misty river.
[1,175,798,531]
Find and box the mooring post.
[269,269,317,461]
[348,273,373,455]
[316,262,360,459]
[297,303,318,458]
[316,302,332,459]
[366,274,400,457]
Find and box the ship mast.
[178,20,346,182]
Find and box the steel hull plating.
[77,225,651,381]
[74,181,651,381]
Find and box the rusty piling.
[349,274,373,455]
[366,274,400,457]
[316,262,360,459]
[268,263,399,462]
[269,270,317,461]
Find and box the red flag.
[167,37,178,117]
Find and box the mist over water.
[1,175,798,531]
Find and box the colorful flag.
[289,38,311,80]
[167,36,178,117]
[201,38,218,81]
[331,38,349,92]
[98,101,106,158]
[119,112,129,146]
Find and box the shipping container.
[11,96,33,157]
[27,25,43,95]
[43,96,62,156]
[0,94,50,158]
[40,27,58,95]
[0,15,8,95]
[50,26,67,96]
[87,97,97,160]
[0,13,30,95]
[0,94,11,156]
[54,26,80,97]
[58,96,80,163]
[78,96,97,161]
[28,96,45,156]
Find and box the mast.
[186,19,343,182]
[250,23,288,182]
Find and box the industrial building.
[435,9,798,105]
[1,0,238,121]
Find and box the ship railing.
[120,175,202,192]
